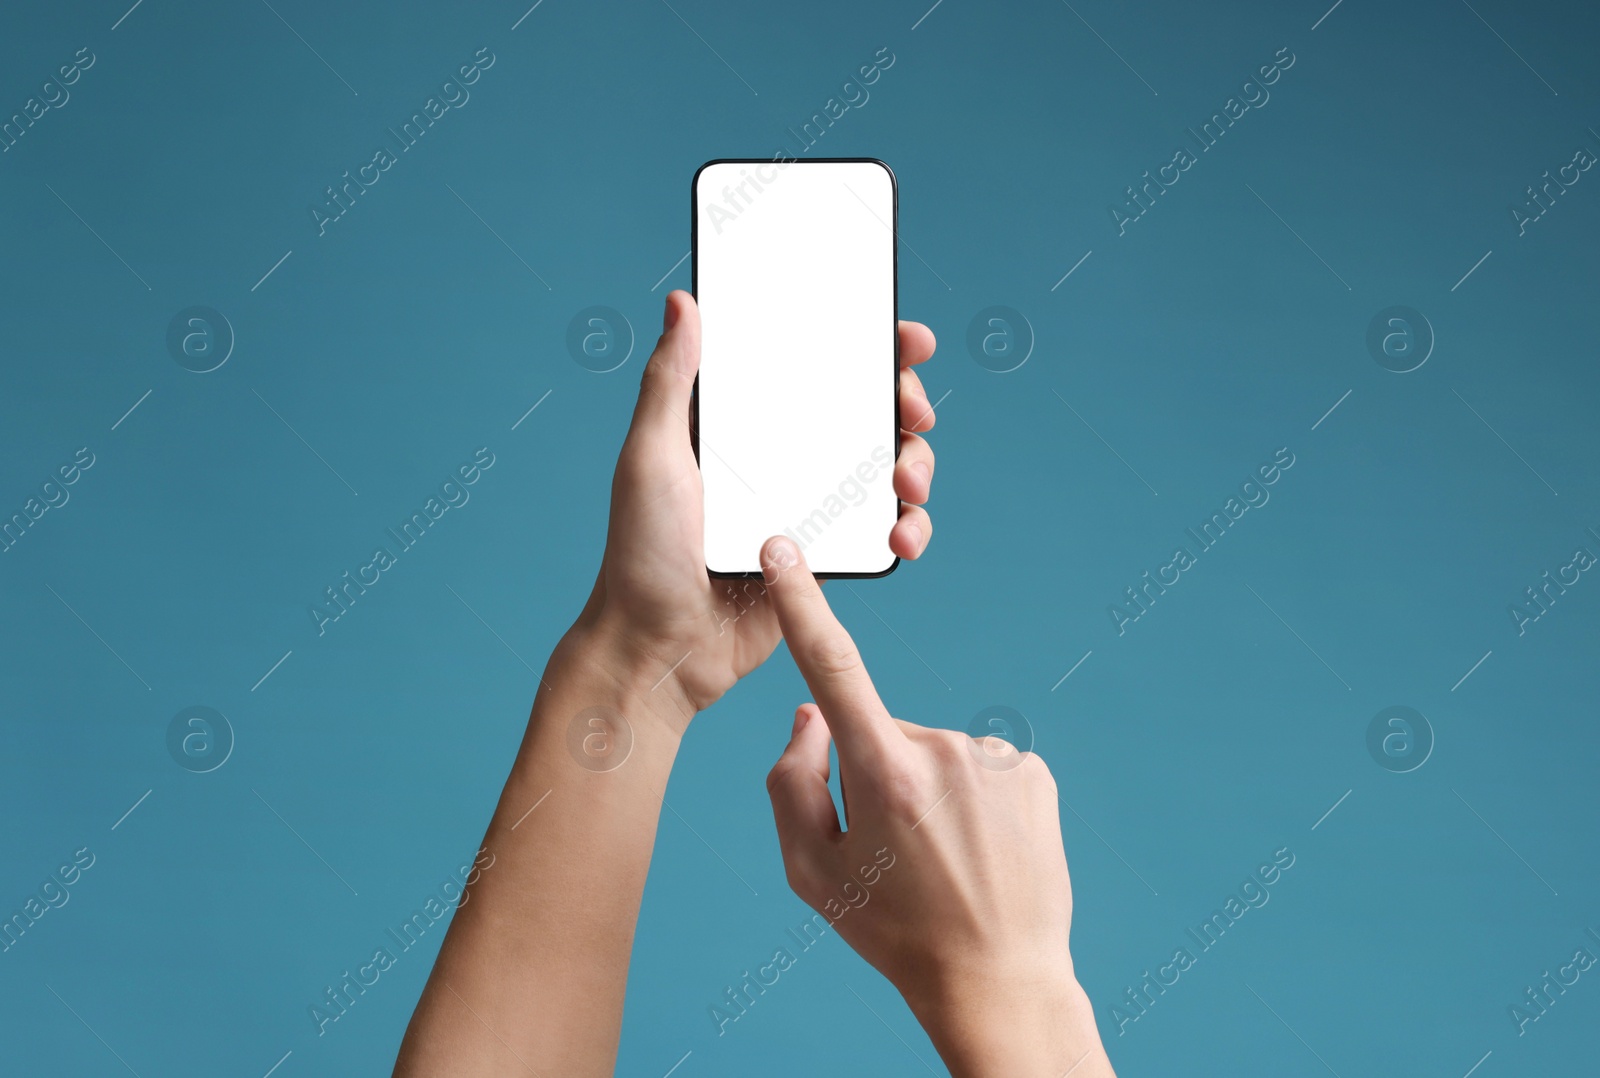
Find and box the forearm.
[393,615,694,1077]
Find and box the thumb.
[766,703,841,888]
[626,290,700,445]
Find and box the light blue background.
[2,1,1598,1075]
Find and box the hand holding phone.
[582,287,936,715]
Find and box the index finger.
[760,536,906,762]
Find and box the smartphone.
[692,157,900,578]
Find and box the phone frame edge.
[689,156,903,582]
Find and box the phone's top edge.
[694,157,893,166]
[691,157,895,191]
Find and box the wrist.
[902,966,1106,1077]
[553,610,699,743]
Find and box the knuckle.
[969,733,1014,764]
[781,846,833,906]
[783,858,817,902]
[879,759,931,818]
[641,348,685,383]
[929,728,970,763]
[637,355,667,393]
[803,635,863,679]
[765,756,802,798]
[1021,750,1056,784]
[636,356,692,407]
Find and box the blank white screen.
[695,159,899,576]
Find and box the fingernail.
[911,461,930,484]
[792,707,811,736]
[663,294,680,332]
[765,536,798,570]
[904,523,923,548]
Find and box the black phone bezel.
[689,156,902,581]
